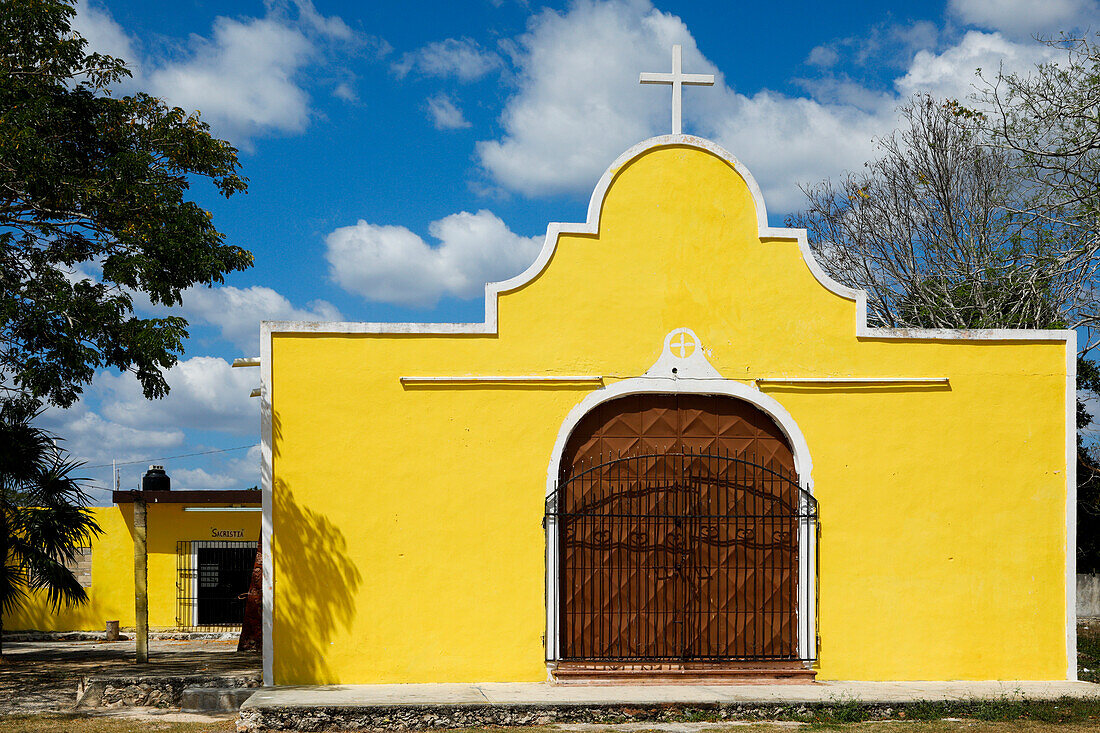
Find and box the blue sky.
[46,0,1098,502]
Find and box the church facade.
[259,135,1075,685]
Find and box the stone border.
[236,698,1100,732]
[76,673,261,709]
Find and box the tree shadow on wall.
[273,479,362,684]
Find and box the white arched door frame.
[544,377,817,666]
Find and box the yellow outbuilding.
[9,488,261,633]
[261,135,1075,685]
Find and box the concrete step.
[181,686,258,712]
[236,681,1100,731]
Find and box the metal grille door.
[549,394,817,663]
[176,540,259,629]
[552,451,814,661]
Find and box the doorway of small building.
[546,393,818,682]
[176,540,258,629]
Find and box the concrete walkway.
[238,680,1100,731]
[244,680,1100,707]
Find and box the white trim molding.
[399,375,604,385]
[755,377,949,386]
[258,134,1078,683]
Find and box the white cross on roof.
[639,44,714,135]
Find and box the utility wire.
[84,444,257,469]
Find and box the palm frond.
[0,405,100,616]
[26,553,88,610]
[0,557,29,617]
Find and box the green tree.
[0,399,100,655]
[0,0,252,409]
[789,94,1100,569]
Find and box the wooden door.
[556,394,803,661]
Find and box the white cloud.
[171,449,261,491]
[95,356,257,436]
[393,37,502,81]
[220,443,263,489]
[292,0,354,41]
[476,0,693,198]
[427,94,471,130]
[71,0,138,64]
[806,45,840,68]
[73,0,361,145]
[75,273,338,355]
[474,0,1075,213]
[473,0,888,209]
[42,404,184,465]
[146,15,315,142]
[171,467,239,491]
[703,94,891,212]
[37,399,185,500]
[333,82,358,102]
[807,21,941,72]
[325,210,541,307]
[180,286,341,353]
[948,0,1099,38]
[39,382,261,500]
[896,30,1060,103]
[472,0,882,209]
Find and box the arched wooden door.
[553,393,815,663]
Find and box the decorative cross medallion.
[640,44,714,135]
[644,328,721,379]
[669,331,696,358]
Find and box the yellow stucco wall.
[9,504,260,631]
[269,142,1071,683]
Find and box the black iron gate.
[176,540,258,629]
[547,450,817,662]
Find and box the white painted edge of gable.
[1067,329,1078,681]
[260,327,273,686]
[255,134,1072,341]
[258,133,1078,683]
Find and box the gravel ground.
[0,638,259,716]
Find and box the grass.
[800,725,1100,733]
[0,714,234,732]
[807,697,1100,726]
[1079,618,1100,684]
[410,727,1100,733]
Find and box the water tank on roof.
[142,465,170,492]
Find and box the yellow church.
[258,52,1075,687]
